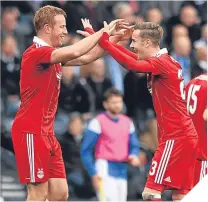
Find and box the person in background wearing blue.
[81,88,140,201]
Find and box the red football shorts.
[194,159,207,186]
[12,130,66,184]
[145,138,198,194]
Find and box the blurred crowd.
[1,0,207,200]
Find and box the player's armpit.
[99,33,160,74]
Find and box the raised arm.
[64,19,125,66]
[50,29,103,64]
[99,32,160,74]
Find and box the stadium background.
[1,0,207,201]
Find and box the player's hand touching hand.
[108,19,129,36]
[103,21,121,36]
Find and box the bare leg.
[47,178,68,201]
[27,181,48,201]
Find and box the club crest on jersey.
[37,168,44,179]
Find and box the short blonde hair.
[34,5,67,33]
[134,22,163,45]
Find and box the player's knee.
[142,191,162,200]
[59,190,69,201]
[49,190,69,201]
[27,187,48,201]
[27,182,48,201]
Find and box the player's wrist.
[101,32,110,40]
[85,27,95,35]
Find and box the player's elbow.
[73,51,82,59]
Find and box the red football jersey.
[12,37,62,136]
[185,74,207,160]
[147,49,197,142]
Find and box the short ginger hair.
[34,5,67,33]
[134,22,163,45]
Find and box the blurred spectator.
[113,2,136,25]
[181,0,207,25]
[69,59,112,115]
[171,36,192,84]
[87,58,113,112]
[124,72,155,131]
[60,113,94,199]
[1,7,20,35]
[1,35,20,96]
[139,1,182,19]
[172,24,189,39]
[62,1,103,33]
[166,5,201,47]
[1,7,29,55]
[104,55,127,94]
[192,47,207,78]
[194,24,207,49]
[1,1,35,14]
[146,8,163,24]
[58,67,77,113]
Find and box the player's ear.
[145,39,151,48]
[44,24,52,34]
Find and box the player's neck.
[106,111,119,119]
[149,46,161,57]
[36,33,53,47]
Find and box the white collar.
[33,36,51,47]
[155,48,168,57]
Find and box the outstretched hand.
[81,18,93,29]
[76,18,134,42]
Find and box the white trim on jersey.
[129,120,136,134]
[200,161,208,181]
[155,140,175,184]
[26,134,35,183]
[33,36,51,47]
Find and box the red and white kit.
[143,49,198,194]
[12,37,66,184]
[185,74,207,185]
[98,37,199,194]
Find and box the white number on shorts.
[178,70,186,100]
[149,161,158,176]
[187,84,201,114]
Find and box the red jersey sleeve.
[99,33,161,75]
[85,28,138,60]
[34,46,55,65]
